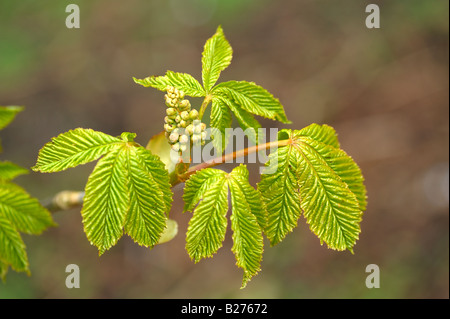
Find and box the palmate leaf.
[258,124,366,252]
[0,182,56,235]
[202,26,233,93]
[183,165,265,288]
[0,213,28,276]
[133,71,205,97]
[0,181,55,280]
[32,128,122,173]
[33,129,173,254]
[213,80,291,124]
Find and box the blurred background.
[0,0,448,298]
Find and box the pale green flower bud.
[189,109,199,120]
[169,132,179,143]
[179,134,189,144]
[180,100,190,109]
[171,143,180,151]
[179,90,185,99]
[193,124,202,135]
[179,144,187,152]
[164,123,174,133]
[185,124,194,136]
[201,131,207,141]
[175,115,181,123]
[180,111,190,121]
[179,120,187,128]
[192,134,201,144]
[166,108,176,116]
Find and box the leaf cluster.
[0,106,55,280]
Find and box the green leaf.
[258,125,366,251]
[133,71,205,97]
[81,147,129,255]
[214,80,290,124]
[228,165,265,288]
[0,106,23,131]
[184,169,228,262]
[202,26,233,93]
[216,94,262,145]
[34,129,173,254]
[0,161,28,181]
[32,128,122,173]
[123,146,171,247]
[0,182,56,235]
[184,165,265,287]
[258,144,302,246]
[0,213,28,274]
[210,96,232,153]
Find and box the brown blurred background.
[0,0,448,298]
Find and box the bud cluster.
[163,86,207,152]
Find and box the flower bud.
[201,122,206,131]
[179,134,189,144]
[189,109,199,120]
[169,132,179,143]
[164,123,174,133]
[179,90,185,99]
[171,143,180,151]
[179,120,187,128]
[193,124,202,135]
[175,115,181,123]
[201,131,207,141]
[192,134,201,144]
[166,108,176,116]
[180,111,190,121]
[179,144,187,152]
[185,124,194,136]
[180,100,190,109]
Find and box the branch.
[42,190,84,213]
[172,138,292,186]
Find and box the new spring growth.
[163,86,207,153]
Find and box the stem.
[198,94,212,120]
[173,138,292,186]
[42,190,84,213]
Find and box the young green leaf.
[0,106,23,131]
[81,147,130,255]
[257,144,302,246]
[123,146,172,247]
[0,214,28,275]
[184,165,265,287]
[258,124,366,252]
[210,96,232,153]
[0,182,56,235]
[34,128,173,254]
[202,26,233,93]
[228,165,265,288]
[184,169,228,262]
[133,71,205,97]
[213,81,291,124]
[214,94,262,145]
[32,128,122,173]
[0,161,28,182]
